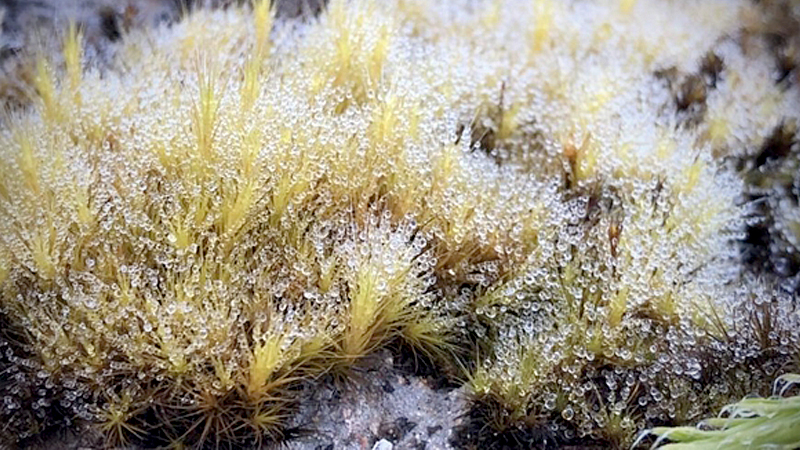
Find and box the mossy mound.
[0,0,798,448]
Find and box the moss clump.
[0,0,799,448]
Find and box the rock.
[378,417,417,442]
[371,439,393,450]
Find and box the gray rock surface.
[286,351,465,450]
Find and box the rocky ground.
[284,351,465,450]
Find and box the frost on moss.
[0,0,798,448]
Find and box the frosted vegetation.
[0,0,798,448]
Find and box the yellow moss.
[253,0,274,56]
[481,1,503,28]
[212,357,234,390]
[220,179,257,236]
[241,54,263,111]
[33,58,58,121]
[299,331,332,363]
[530,0,554,53]
[576,137,599,181]
[583,83,615,115]
[0,258,8,286]
[193,65,220,167]
[620,0,637,15]
[371,92,402,143]
[594,22,613,44]
[402,317,447,357]
[63,21,83,98]
[241,0,274,110]
[96,392,144,448]
[73,183,93,226]
[30,229,56,280]
[344,266,380,357]
[681,160,704,194]
[607,286,629,328]
[497,103,521,142]
[706,116,730,147]
[250,402,286,435]
[168,217,192,250]
[248,335,285,398]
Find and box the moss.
[0,0,798,448]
